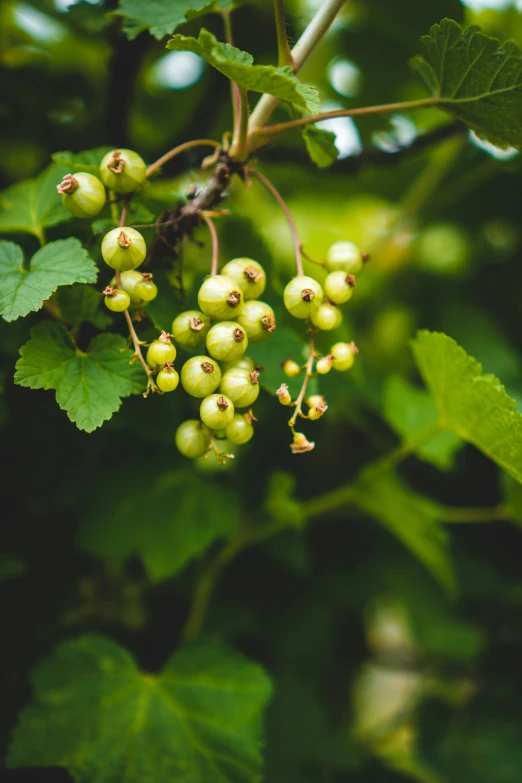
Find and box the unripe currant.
[221,258,266,300]
[225,413,254,444]
[175,419,211,459]
[221,355,256,374]
[118,269,145,303]
[331,341,359,371]
[133,275,157,303]
[237,300,276,343]
[172,310,210,349]
[146,332,176,369]
[220,368,260,408]
[198,275,243,320]
[156,363,179,392]
[101,227,146,271]
[200,394,235,429]
[276,383,292,405]
[181,356,221,397]
[310,300,343,331]
[290,432,315,453]
[307,394,328,420]
[206,321,248,362]
[326,241,365,274]
[316,355,334,375]
[57,172,106,218]
[100,149,147,193]
[103,286,130,312]
[284,276,323,319]
[282,359,301,378]
[324,271,356,305]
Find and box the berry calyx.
[99,149,147,193]
[290,432,315,454]
[103,286,130,312]
[330,341,358,371]
[282,359,301,378]
[324,271,356,305]
[225,413,254,444]
[206,321,248,362]
[200,394,235,429]
[146,333,177,369]
[284,276,323,319]
[237,300,276,343]
[221,258,266,300]
[172,310,211,349]
[316,355,334,375]
[175,419,211,459]
[181,355,222,397]
[326,241,364,274]
[57,172,106,218]
[101,227,146,271]
[157,364,179,392]
[276,383,292,405]
[310,299,343,331]
[220,367,260,408]
[133,275,157,303]
[198,275,244,320]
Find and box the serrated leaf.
[8,634,273,783]
[354,468,455,592]
[14,322,145,432]
[79,470,238,580]
[412,331,522,485]
[0,163,72,241]
[55,284,111,329]
[302,126,339,168]
[412,18,522,149]
[167,29,320,113]
[384,375,462,470]
[0,239,98,322]
[248,327,307,397]
[52,147,114,176]
[116,0,215,40]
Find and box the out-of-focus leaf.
[0,163,72,241]
[248,327,307,396]
[302,126,339,168]
[116,0,215,40]
[55,284,111,329]
[52,147,113,176]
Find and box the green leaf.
[14,322,145,432]
[0,239,98,323]
[167,29,320,113]
[52,147,114,176]
[0,163,72,241]
[55,284,111,329]
[354,468,455,592]
[302,126,339,168]
[412,18,522,149]
[8,634,273,783]
[79,471,239,581]
[116,0,215,40]
[248,327,307,397]
[412,331,522,485]
[383,374,462,470]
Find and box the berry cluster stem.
[248,167,303,276]
[146,139,220,177]
[288,331,315,428]
[201,211,220,275]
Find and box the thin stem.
[441,504,510,524]
[119,197,131,227]
[229,88,250,160]
[288,332,315,428]
[248,167,303,276]
[121,302,157,393]
[201,211,220,275]
[274,0,293,67]
[146,139,220,177]
[248,0,347,129]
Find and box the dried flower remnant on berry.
[233,328,245,342]
[244,267,263,282]
[118,231,132,248]
[228,291,242,307]
[103,286,116,297]
[57,174,78,194]
[244,410,258,424]
[261,314,276,332]
[276,383,292,405]
[108,150,124,174]
[190,317,205,331]
[291,432,315,453]
[302,288,315,302]
[217,396,229,411]
[201,361,215,374]
[249,371,260,385]
[159,331,173,343]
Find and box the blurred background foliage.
[3,0,522,781]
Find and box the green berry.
[200,394,235,429]
[146,334,176,369]
[326,241,364,274]
[307,394,328,420]
[310,300,343,331]
[237,300,276,343]
[104,287,130,312]
[220,367,260,408]
[181,356,221,398]
[134,278,157,303]
[157,365,179,392]
[172,310,210,349]
[316,355,333,375]
[282,359,301,378]
[221,355,256,374]
[101,227,146,271]
[57,172,106,218]
[331,341,358,371]
[324,271,356,304]
[221,258,266,300]
[225,413,254,444]
[175,419,211,459]
[206,321,248,362]
[198,275,243,320]
[118,269,145,303]
[99,149,147,193]
[284,276,323,319]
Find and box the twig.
[248,167,303,276]
[274,0,293,67]
[201,212,220,275]
[146,139,220,177]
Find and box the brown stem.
[248,167,303,276]
[201,212,220,275]
[146,139,220,177]
[288,331,315,428]
[119,197,132,227]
